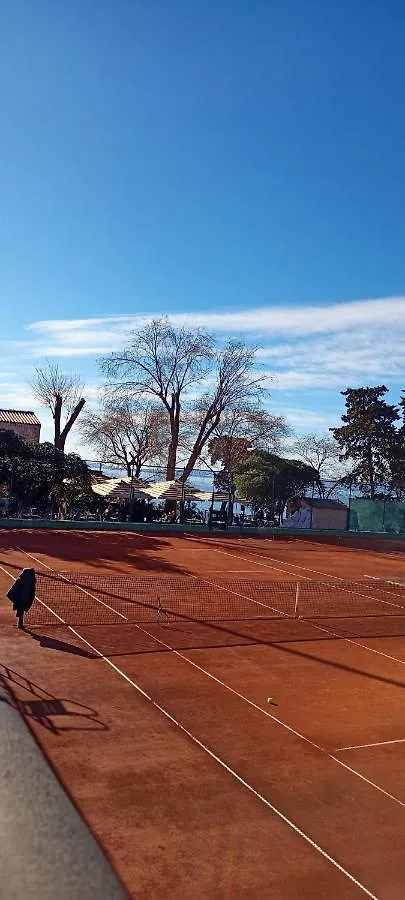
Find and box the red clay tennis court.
[1,527,405,898]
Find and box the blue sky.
[1,2,405,453]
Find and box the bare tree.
[180,343,266,479]
[31,362,86,452]
[80,400,168,477]
[210,406,289,456]
[293,433,348,497]
[102,319,268,481]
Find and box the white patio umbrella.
[145,479,199,501]
[92,478,152,501]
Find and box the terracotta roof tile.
[0,409,41,426]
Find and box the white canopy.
[145,480,199,500]
[193,490,230,502]
[91,477,152,501]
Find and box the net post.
[294,582,300,618]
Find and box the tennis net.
[25,573,405,628]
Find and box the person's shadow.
[28,631,96,659]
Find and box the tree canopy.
[234,450,318,518]
[330,386,400,497]
[209,408,289,490]
[293,433,348,498]
[0,429,91,513]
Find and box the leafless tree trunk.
[32,363,86,452]
[81,399,168,476]
[56,398,86,451]
[102,319,215,481]
[101,320,275,503]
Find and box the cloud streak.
[25,296,405,344]
[2,295,404,448]
[2,296,400,401]
[20,298,405,382]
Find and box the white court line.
[296,616,405,667]
[335,738,405,752]
[21,548,292,621]
[216,545,405,609]
[183,535,405,612]
[180,536,405,666]
[0,559,378,899]
[17,550,128,620]
[181,534,315,579]
[276,537,405,561]
[364,574,405,593]
[185,570,292,619]
[10,553,405,813]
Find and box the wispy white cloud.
[2,295,404,451]
[17,299,405,386]
[0,378,38,410]
[281,407,338,430]
[270,371,345,390]
[25,296,405,349]
[259,332,405,380]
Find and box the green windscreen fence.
[349,498,405,534]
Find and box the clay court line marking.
[181,535,315,579]
[219,545,405,606]
[300,617,405,666]
[13,548,405,667]
[19,548,292,621]
[183,536,405,612]
[0,562,381,898]
[215,539,346,580]
[123,622,405,812]
[7,554,405,816]
[180,539,405,665]
[274,537,404,561]
[15,551,128,620]
[364,574,405,595]
[335,738,405,752]
[185,571,292,619]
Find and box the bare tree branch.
[101,318,215,479]
[101,320,274,485]
[292,433,349,497]
[80,399,168,477]
[180,341,267,479]
[31,362,86,451]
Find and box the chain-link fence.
[85,461,405,533]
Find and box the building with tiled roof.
[0,409,41,444]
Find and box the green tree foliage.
[234,451,318,518]
[330,387,400,497]
[385,392,405,499]
[0,429,91,513]
[208,408,289,491]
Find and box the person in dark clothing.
[6,568,36,629]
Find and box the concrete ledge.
[0,518,404,542]
[0,694,128,899]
